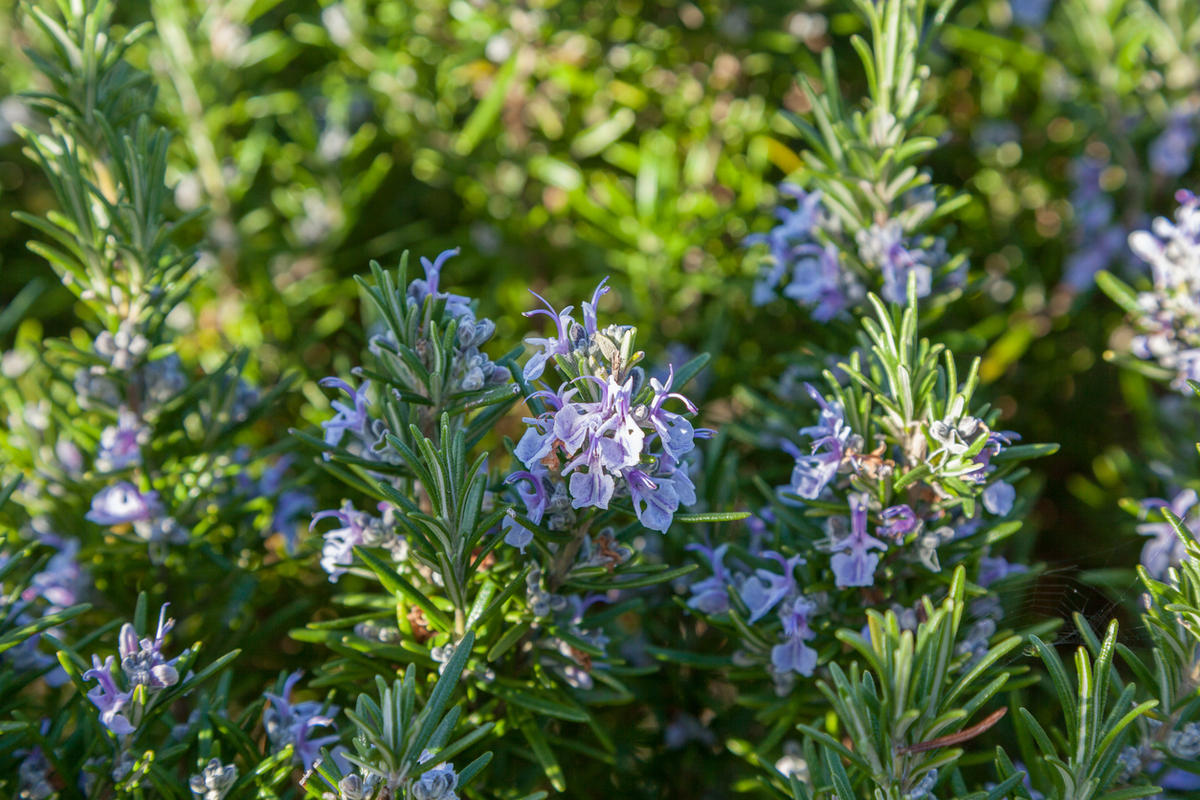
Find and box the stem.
[548,519,593,592]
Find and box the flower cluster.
[748,186,863,319]
[748,186,962,317]
[1121,191,1200,390]
[401,248,508,393]
[506,279,704,541]
[780,382,1021,589]
[82,604,181,735]
[310,501,406,582]
[263,672,339,767]
[855,221,953,306]
[685,539,817,694]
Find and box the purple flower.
[740,551,805,623]
[879,504,920,539]
[516,279,703,530]
[86,482,161,525]
[522,291,578,381]
[581,277,610,339]
[408,248,474,321]
[644,367,698,460]
[685,543,731,614]
[264,671,339,767]
[856,222,935,304]
[782,243,861,322]
[784,384,853,500]
[982,481,1015,515]
[502,470,547,553]
[514,410,558,467]
[1138,489,1198,579]
[973,430,1019,471]
[118,604,180,690]
[565,447,616,510]
[748,185,825,305]
[318,377,373,449]
[977,555,1028,587]
[1149,111,1198,178]
[771,596,818,677]
[25,540,83,609]
[829,494,887,588]
[96,407,149,471]
[83,655,135,735]
[311,502,376,581]
[624,468,681,533]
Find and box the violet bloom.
[522,291,577,381]
[82,655,135,735]
[973,430,1019,472]
[1138,489,1199,579]
[580,277,610,339]
[829,494,887,588]
[785,384,852,500]
[685,543,731,614]
[740,551,805,623]
[119,604,180,690]
[983,481,1015,515]
[782,242,862,322]
[747,185,825,305]
[856,222,934,304]
[1149,111,1198,178]
[26,539,83,609]
[624,468,681,533]
[771,596,818,677]
[408,248,474,321]
[566,448,616,510]
[310,502,376,581]
[642,367,698,460]
[502,470,548,553]
[86,482,161,525]
[263,671,339,767]
[879,504,920,539]
[977,555,1028,588]
[318,377,373,449]
[95,407,149,471]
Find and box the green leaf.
[484,682,590,722]
[517,715,567,792]
[674,511,751,523]
[353,546,452,632]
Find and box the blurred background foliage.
[1,0,1199,796]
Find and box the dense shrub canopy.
[1,1,1199,799]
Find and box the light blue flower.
[982,481,1015,515]
[685,543,731,614]
[264,671,339,767]
[86,482,161,525]
[829,494,887,588]
[770,596,818,677]
[1138,489,1198,579]
[82,655,135,735]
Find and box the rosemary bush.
[2,0,1200,799]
